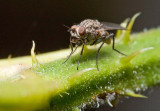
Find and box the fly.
[63,19,127,71]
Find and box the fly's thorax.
[79,19,101,29]
[80,20,100,34]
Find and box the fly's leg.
[96,33,127,71]
[63,46,78,64]
[112,35,127,56]
[96,33,114,71]
[77,44,84,70]
[63,37,77,64]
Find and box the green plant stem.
[0,28,160,111]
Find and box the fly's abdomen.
[105,38,111,44]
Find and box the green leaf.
[122,12,141,44]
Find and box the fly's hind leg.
[112,34,127,56]
[96,33,126,71]
[96,33,114,71]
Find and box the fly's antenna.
[63,24,72,32]
[63,24,70,29]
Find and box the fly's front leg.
[63,37,77,64]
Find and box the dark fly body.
[63,19,127,71]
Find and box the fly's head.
[68,25,86,37]
[68,25,86,45]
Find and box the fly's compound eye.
[78,26,86,36]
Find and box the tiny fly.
[63,19,126,71]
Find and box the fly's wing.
[101,22,126,30]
